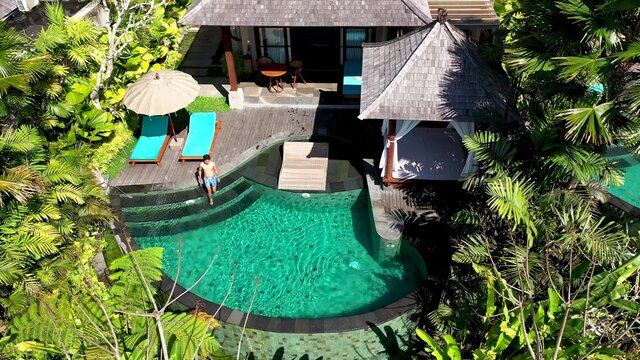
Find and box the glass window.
[259,27,287,64]
[343,28,374,62]
[345,28,366,60]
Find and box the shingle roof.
[359,20,516,122]
[429,0,499,28]
[181,0,431,27]
[1,1,17,20]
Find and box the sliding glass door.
[254,27,374,70]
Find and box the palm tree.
[501,0,640,146]
[428,124,640,357]
[0,23,50,126]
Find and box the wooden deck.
[110,107,363,191]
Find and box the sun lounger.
[129,115,172,167]
[179,112,221,165]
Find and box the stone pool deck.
[110,107,376,191]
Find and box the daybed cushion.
[343,60,362,96]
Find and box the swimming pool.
[123,178,422,319]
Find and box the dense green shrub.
[91,121,135,174]
[221,50,245,77]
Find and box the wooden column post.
[384,119,397,183]
[221,26,238,91]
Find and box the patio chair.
[179,112,221,165]
[256,56,274,85]
[129,115,173,167]
[289,60,307,88]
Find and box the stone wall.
[213,311,416,359]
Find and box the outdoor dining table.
[260,63,288,93]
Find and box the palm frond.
[463,131,516,176]
[42,158,81,185]
[0,125,42,154]
[554,53,610,83]
[0,166,41,205]
[613,40,640,61]
[48,184,85,204]
[453,234,494,264]
[559,101,616,144]
[486,176,536,234]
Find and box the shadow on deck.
[109,107,381,192]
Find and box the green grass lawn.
[102,231,124,268]
[186,96,231,113]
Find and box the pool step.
[126,186,263,238]
[117,176,245,209]
[117,186,206,208]
[122,179,251,222]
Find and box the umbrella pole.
[168,113,177,142]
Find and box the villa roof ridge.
[359,23,442,120]
[359,20,519,122]
[180,0,209,25]
[401,0,433,24]
[362,25,433,49]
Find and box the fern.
[109,247,164,311]
[162,312,221,360]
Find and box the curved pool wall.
[108,138,426,359]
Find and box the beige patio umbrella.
[123,69,200,116]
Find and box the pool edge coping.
[108,149,423,334]
[109,200,420,334]
[608,193,640,218]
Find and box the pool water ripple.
[133,182,421,319]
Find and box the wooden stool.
[289,60,307,88]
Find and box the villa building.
[181,0,500,98]
[181,0,513,183]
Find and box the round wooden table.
[260,63,288,93]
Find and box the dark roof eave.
[179,19,428,26]
[180,0,430,27]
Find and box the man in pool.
[198,154,220,205]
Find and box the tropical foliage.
[1,247,224,359]
[500,0,640,148]
[0,125,114,315]
[0,0,196,339]
[414,0,640,358]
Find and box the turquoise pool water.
[131,181,422,319]
[608,150,640,208]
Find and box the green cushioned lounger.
[129,115,171,167]
[180,112,221,165]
